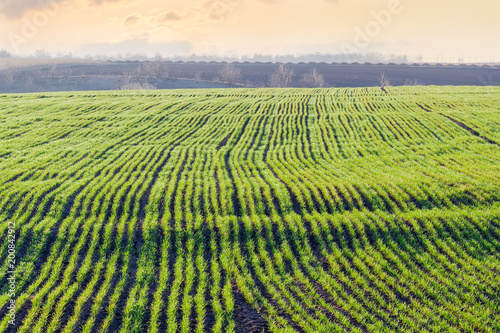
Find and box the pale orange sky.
[1,0,499,61]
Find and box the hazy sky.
[1,0,499,61]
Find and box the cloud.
[159,10,183,22]
[152,0,243,27]
[92,0,121,3]
[0,0,124,19]
[201,0,243,20]
[0,0,66,18]
[195,0,282,20]
[125,14,140,26]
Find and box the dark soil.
[233,289,269,333]
[1,62,499,93]
[438,113,499,146]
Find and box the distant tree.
[0,50,12,58]
[218,63,242,85]
[269,63,294,88]
[301,68,326,88]
[379,72,391,88]
[34,49,51,59]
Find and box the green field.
[1,86,500,332]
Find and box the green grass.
[0,86,500,332]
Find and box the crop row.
[0,87,499,332]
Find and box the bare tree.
[141,60,169,82]
[2,66,16,86]
[120,61,167,88]
[218,63,242,85]
[24,68,42,90]
[49,63,58,79]
[269,63,294,88]
[379,72,391,88]
[122,68,141,87]
[194,72,203,82]
[58,67,72,83]
[301,68,326,88]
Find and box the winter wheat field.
[1,86,500,333]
